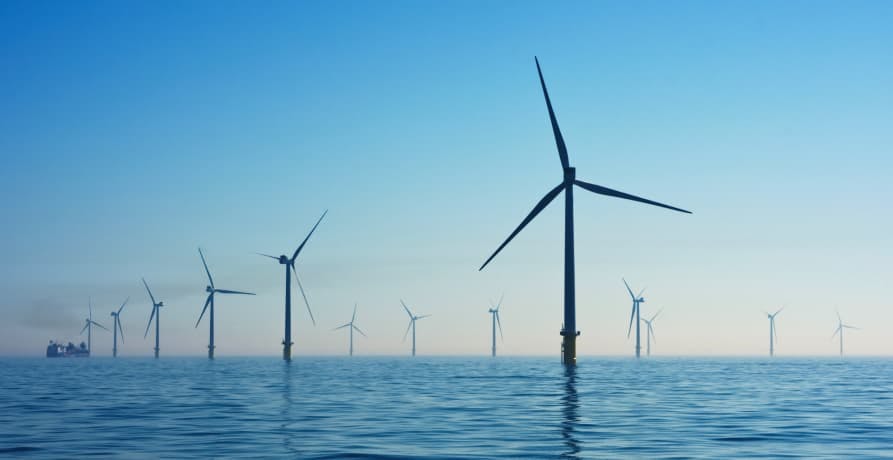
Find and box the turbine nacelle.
[206,285,213,293]
[563,167,576,183]
[278,255,289,264]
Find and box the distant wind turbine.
[196,248,255,359]
[258,210,327,361]
[832,311,859,357]
[401,300,430,357]
[623,279,646,358]
[109,297,129,358]
[488,295,504,357]
[641,309,662,357]
[479,57,691,365]
[80,298,109,356]
[333,303,367,356]
[766,307,783,357]
[142,278,165,358]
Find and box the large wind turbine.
[641,309,662,357]
[766,307,783,357]
[258,210,326,361]
[142,278,165,358]
[479,57,691,365]
[80,299,109,356]
[401,300,430,357]
[333,303,367,356]
[488,295,504,357]
[832,311,859,357]
[196,248,255,359]
[623,279,646,358]
[109,297,129,358]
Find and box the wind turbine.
[488,295,504,357]
[641,309,662,357]
[832,311,859,357]
[766,307,783,357]
[333,303,367,356]
[80,299,109,356]
[195,248,255,359]
[258,210,326,361]
[401,300,430,357]
[623,279,646,358]
[479,57,691,365]
[142,278,165,358]
[109,297,129,358]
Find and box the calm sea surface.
[1,357,892,458]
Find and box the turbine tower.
[479,57,691,365]
[80,299,109,356]
[401,300,430,357]
[832,311,859,357]
[766,307,783,357]
[333,303,367,356]
[142,278,165,358]
[109,297,129,358]
[488,295,504,357]
[195,248,255,359]
[641,309,662,357]
[623,279,646,358]
[258,210,326,361]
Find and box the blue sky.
[1,1,891,356]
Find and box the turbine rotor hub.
[279,255,288,264]
[563,167,576,183]
[206,286,213,293]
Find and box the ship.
[46,340,90,358]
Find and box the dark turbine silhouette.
[832,311,858,357]
[479,57,691,365]
[623,279,646,359]
[80,299,109,356]
[196,248,255,359]
[333,303,367,356]
[142,278,165,358]
[258,210,327,361]
[401,300,430,357]
[765,307,783,357]
[488,295,504,357]
[109,297,129,357]
[641,309,662,357]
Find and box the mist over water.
[1,357,892,458]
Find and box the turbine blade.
[89,298,92,321]
[144,306,156,339]
[534,56,570,170]
[291,210,328,262]
[649,323,656,342]
[637,288,646,299]
[257,252,279,260]
[332,323,351,331]
[627,304,636,338]
[198,247,214,289]
[479,183,564,271]
[831,326,840,339]
[142,278,157,306]
[195,294,212,328]
[80,322,89,335]
[215,289,256,295]
[292,265,315,326]
[651,308,663,322]
[402,320,412,342]
[622,278,635,299]
[574,180,691,214]
[117,319,124,343]
[353,324,368,338]
[401,300,413,319]
[496,312,504,342]
[496,293,504,311]
[844,325,859,330]
[416,314,431,320]
[91,321,110,332]
[774,307,784,316]
[352,303,357,323]
[117,297,129,315]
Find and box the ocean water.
[1,357,892,459]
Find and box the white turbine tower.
[401,300,430,357]
[641,309,662,357]
[488,295,504,357]
[766,307,783,357]
[832,311,859,357]
[623,279,645,358]
[333,303,367,356]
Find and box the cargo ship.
[46,340,89,357]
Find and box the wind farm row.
[52,57,861,363]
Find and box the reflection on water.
[561,365,581,458]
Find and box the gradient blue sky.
[2,1,891,357]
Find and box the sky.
[1,1,891,357]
